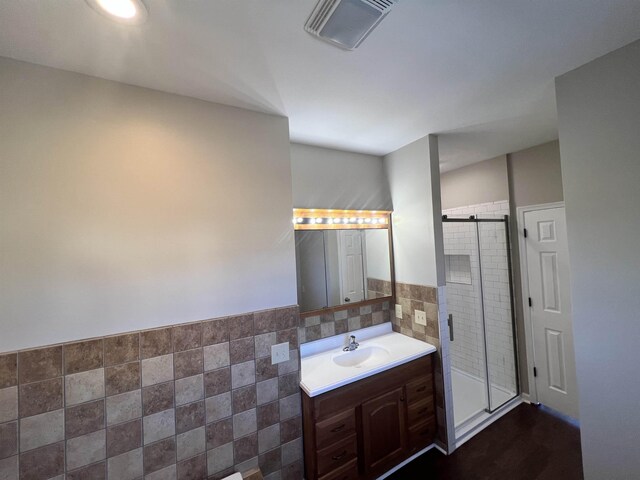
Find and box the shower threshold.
[452,368,521,448]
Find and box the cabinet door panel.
[361,387,407,477]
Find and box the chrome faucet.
[343,335,359,352]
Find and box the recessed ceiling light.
[86,0,148,25]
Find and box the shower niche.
[444,254,472,285]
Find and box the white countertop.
[300,323,437,397]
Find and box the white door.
[338,230,365,304]
[524,207,579,419]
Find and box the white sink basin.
[300,323,437,397]
[332,345,390,368]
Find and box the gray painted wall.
[556,39,640,479]
[383,135,444,287]
[290,143,392,211]
[440,155,508,210]
[508,140,563,208]
[295,231,327,312]
[439,141,564,394]
[0,58,297,352]
[507,140,564,395]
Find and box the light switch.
[271,342,290,364]
[415,310,427,326]
[395,304,403,319]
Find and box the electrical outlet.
[415,309,427,326]
[395,303,403,319]
[271,342,290,364]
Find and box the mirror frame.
[293,208,396,318]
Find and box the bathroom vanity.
[300,325,437,480]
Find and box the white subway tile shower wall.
[443,220,485,381]
[443,201,516,395]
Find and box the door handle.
[448,314,454,341]
[344,297,350,302]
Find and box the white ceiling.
[1,0,639,170]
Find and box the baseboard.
[434,443,448,455]
[538,404,580,428]
[376,444,436,479]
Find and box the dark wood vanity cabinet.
[302,355,436,480]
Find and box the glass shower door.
[478,219,519,411]
[443,220,489,427]
[444,215,519,430]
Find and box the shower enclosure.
[442,214,519,435]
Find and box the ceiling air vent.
[304,0,398,50]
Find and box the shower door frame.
[442,214,520,414]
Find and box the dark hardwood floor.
[388,404,583,480]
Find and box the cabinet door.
[361,387,407,478]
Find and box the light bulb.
[96,0,137,18]
[357,218,364,224]
[350,217,356,223]
[86,0,147,24]
[365,218,372,223]
[296,218,303,223]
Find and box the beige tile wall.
[366,278,393,299]
[298,300,391,345]
[0,306,303,480]
[392,282,449,449]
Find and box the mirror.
[295,228,393,313]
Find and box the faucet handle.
[343,335,359,351]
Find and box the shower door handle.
[448,314,454,341]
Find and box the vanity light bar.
[292,208,391,230]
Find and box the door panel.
[339,230,365,303]
[545,328,566,392]
[524,207,578,419]
[540,252,560,312]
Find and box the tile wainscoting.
[392,282,451,450]
[0,306,303,480]
[297,300,391,344]
[366,278,393,299]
